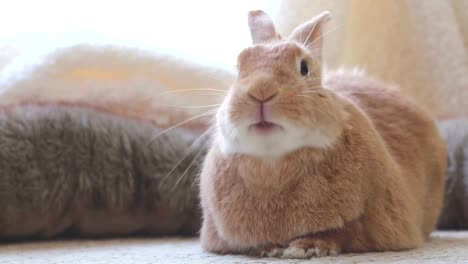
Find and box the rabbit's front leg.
[200,212,232,254]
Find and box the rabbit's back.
[325,70,446,237]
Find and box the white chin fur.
[217,117,336,158]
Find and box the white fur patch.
[217,113,336,158]
[220,124,334,158]
[282,246,308,259]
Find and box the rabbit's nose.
[248,91,278,104]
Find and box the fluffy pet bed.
[0,45,220,240]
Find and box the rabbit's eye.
[300,60,308,76]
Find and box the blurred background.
[0,0,280,69]
[0,0,466,116]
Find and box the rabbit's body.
[200,70,445,255]
[200,11,446,258]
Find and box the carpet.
[1,231,467,264]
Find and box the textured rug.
[1,231,467,264]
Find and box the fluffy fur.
[437,117,468,229]
[199,10,446,258]
[0,103,208,241]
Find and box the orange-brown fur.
[199,10,446,257]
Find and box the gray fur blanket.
[437,117,468,229]
[0,104,207,241]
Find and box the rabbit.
[199,10,446,258]
[0,103,209,241]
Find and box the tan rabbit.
[199,10,446,258]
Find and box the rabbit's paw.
[259,247,285,258]
[281,237,341,258]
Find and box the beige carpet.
[0,232,467,264]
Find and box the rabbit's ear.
[248,10,280,44]
[289,11,331,60]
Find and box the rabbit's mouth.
[249,121,283,134]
